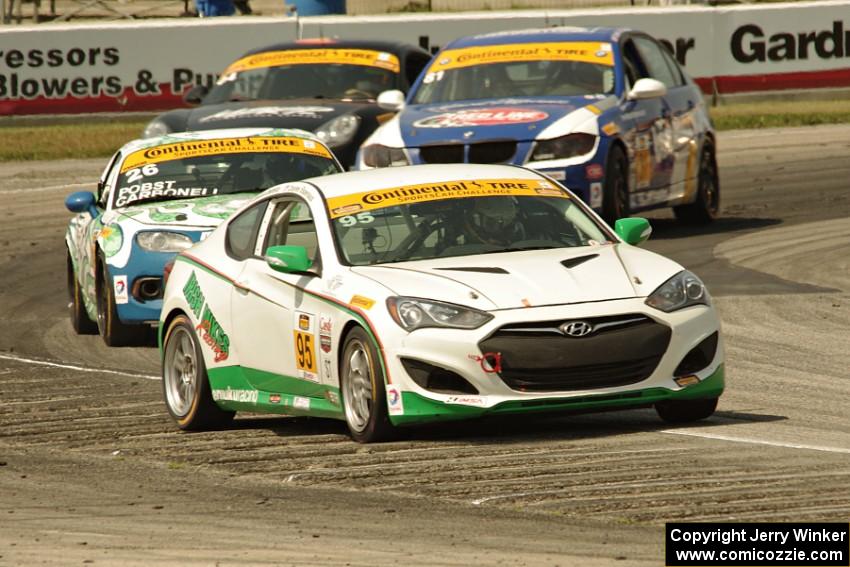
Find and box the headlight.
[645,270,710,313]
[142,118,171,139]
[529,133,596,162]
[136,231,193,253]
[386,297,493,332]
[315,114,361,148]
[361,144,409,168]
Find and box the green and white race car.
[159,163,724,442]
[65,128,341,346]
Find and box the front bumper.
[382,298,724,426]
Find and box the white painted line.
[0,352,159,380]
[1,181,97,195]
[662,429,850,454]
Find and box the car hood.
[351,244,680,311]
[185,99,375,131]
[108,193,256,229]
[398,97,597,146]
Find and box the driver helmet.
[467,198,518,243]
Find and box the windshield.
[204,48,400,103]
[328,178,612,266]
[412,41,616,104]
[113,136,339,208]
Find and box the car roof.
[240,39,430,59]
[303,163,548,200]
[444,26,626,49]
[118,127,324,154]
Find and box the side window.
[98,151,122,208]
[632,36,679,89]
[225,201,269,260]
[658,45,686,86]
[262,198,319,261]
[405,53,432,88]
[620,39,648,91]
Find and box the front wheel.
[96,258,150,347]
[655,397,718,424]
[162,314,235,430]
[340,327,394,443]
[601,145,630,225]
[67,250,97,335]
[673,143,720,224]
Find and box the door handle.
[234,279,250,294]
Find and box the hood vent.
[561,254,599,269]
[436,267,509,274]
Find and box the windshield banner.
[221,49,401,77]
[327,178,568,218]
[428,42,615,73]
[120,136,332,173]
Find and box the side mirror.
[614,217,652,246]
[265,245,312,273]
[65,191,99,218]
[182,85,209,106]
[376,89,406,112]
[627,78,667,101]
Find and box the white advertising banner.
[1,0,848,115]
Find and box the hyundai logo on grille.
[560,320,594,337]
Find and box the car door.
[631,34,699,204]
[229,195,328,398]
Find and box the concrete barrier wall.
[2,1,849,115]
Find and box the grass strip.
[2,99,850,162]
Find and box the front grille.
[418,141,518,164]
[478,314,671,392]
[419,144,464,164]
[468,141,516,164]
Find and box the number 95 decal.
[294,330,318,374]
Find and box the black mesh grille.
[468,141,517,164]
[419,144,464,164]
[479,314,671,392]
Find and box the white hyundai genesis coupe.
[159,163,724,442]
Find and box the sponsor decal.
[445,396,486,407]
[327,178,567,218]
[413,107,548,128]
[325,389,340,406]
[590,182,603,209]
[197,305,230,363]
[585,104,602,115]
[221,49,401,76]
[543,170,566,181]
[182,271,205,318]
[386,385,404,416]
[99,224,123,257]
[115,182,216,208]
[601,121,619,136]
[113,275,129,304]
[212,388,258,404]
[120,136,332,173]
[322,358,333,384]
[319,315,333,353]
[428,41,614,73]
[298,313,311,331]
[293,396,311,410]
[468,352,502,373]
[320,335,332,353]
[585,163,604,180]
[350,295,375,310]
[269,393,282,404]
[199,106,335,123]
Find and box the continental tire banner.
[2,1,850,115]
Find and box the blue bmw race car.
[358,27,719,224]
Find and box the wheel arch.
[337,318,389,388]
[159,307,189,354]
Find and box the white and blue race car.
[159,163,724,442]
[65,128,341,346]
[359,27,719,224]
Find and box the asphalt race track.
[1,125,849,565]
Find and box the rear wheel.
[162,314,234,430]
[601,145,630,225]
[96,256,149,347]
[655,397,718,424]
[674,143,719,224]
[67,250,97,334]
[340,327,394,443]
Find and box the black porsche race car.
[143,39,432,168]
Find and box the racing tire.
[655,397,718,424]
[340,327,394,443]
[162,314,235,431]
[95,256,149,347]
[673,143,719,224]
[601,145,630,226]
[67,250,97,335]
